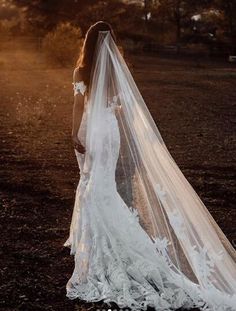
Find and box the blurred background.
[0,1,235,311]
[0,0,236,62]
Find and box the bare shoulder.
[73,67,85,82]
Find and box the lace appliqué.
[73,81,87,96]
[108,94,122,111]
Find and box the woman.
[64,21,236,311]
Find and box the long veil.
[83,31,236,310]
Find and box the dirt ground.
[0,38,235,311]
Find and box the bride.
[64,21,236,311]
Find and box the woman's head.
[76,21,116,86]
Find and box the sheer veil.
[82,30,236,309]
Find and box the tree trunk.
[175,0,181,53]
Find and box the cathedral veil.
[82,31,236,310]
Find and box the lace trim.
[65,231,205,311]
[107,94,122,111]
[73,81,87,96]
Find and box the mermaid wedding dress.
[64,31,236,311]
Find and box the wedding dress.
[64,31,236,311]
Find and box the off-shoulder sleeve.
[72,67,87,96]
[72,81,87,96]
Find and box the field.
[0,38,235,311]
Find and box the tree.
[215,0,236,52]
[155,0,213,48]
[12,0,98,34]
[158,1,192,47]
[42,22,83,66]
[13,0,146,39]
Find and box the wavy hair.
[76,21,116,87]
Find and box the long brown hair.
[76,21,116,87]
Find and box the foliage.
[10,0,236,53]
[214,0,236,52]
[42,22,83,67]
[0,19,20,37]
[12,0,119,35]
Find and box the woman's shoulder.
[73,66,86,83]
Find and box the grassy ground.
[0,38,235,311]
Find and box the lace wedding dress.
[64,81,202,310]
[64,31,236,311]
